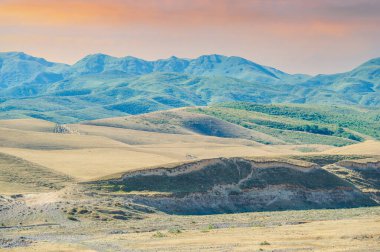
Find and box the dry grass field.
[0,117,379,251]
[324,140,380,155]
[1,206,380,251]
[96,216,380,252]
[0,118,325,181]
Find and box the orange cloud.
[0,1,137,26]
[0,0,378,29]
[0,0,379,74]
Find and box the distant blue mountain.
[295,57,380,106]
[0,52,68,97]
[0,52,68,87]
[66,53,294,83]
[0,52,379,123]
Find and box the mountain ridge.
[0,52,379,123]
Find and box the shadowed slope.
[85,109,282,144]
[0,152,73,194]
[92,157,377,214]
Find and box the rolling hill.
[0,102,378,182]
[0,152,73,194]
[84,103,380,147]
[1,104,380,251]
[0,52,379,123]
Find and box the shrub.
[67,216,79,221]
[152,231,166,238]
[78,209,90,214]
[168,228,182,234]
[259,241,270,245]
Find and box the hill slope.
[0,152,73,194]
[91,157,378,214]
[85,103,380,147]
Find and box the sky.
[0,0,379,74]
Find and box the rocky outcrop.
[53,124,79,134]
[96,157,378,214]
[132,185,371,214]
[324,158,380,203]
[336,159,380,170]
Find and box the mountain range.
[0,51,379,123]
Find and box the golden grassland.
[1,118,380,251]
[323,140,380,155]
[0,118,329,182]
[0,118,378,183]
[2,207,380,252]
[107,217,380,252]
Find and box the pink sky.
[0,0,379,74]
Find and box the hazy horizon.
[1,0,379,75]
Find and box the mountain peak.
[1,51,27,57]
[80,53,116,62]
[0,51,54,66]
[360,57,380,67]
[70,53,120,74]
[195,54,227,62]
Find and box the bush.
[152,231,167,238]
[208,224,216,230]
[259,241,270,245]
[67,216,79,221]
[168,228,182,234]
[78,209,90,214]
